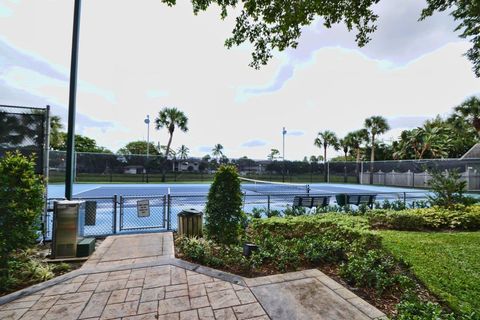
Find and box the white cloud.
[0,0,479,161]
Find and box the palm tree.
[453,96,480,137]
[268,148,280,161]
[155,107,188,181]
[49,115,64,150]
[314,130,339,163]
[177,145,189,160]
[364,116,390,183]
[212,144,224,161]
[364,116,390,162]
[346,129,368,163]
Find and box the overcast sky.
[1,0,479,160]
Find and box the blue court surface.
[48,182,426,199]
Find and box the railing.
[44,190,430,240]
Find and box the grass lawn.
[380,230,480,314]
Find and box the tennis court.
[44,180,430,240]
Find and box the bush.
[2,249,54,292]
[395,294,480,320]
[340,249,413,294]
[368,207,480,231]
[428,170,477,209]
[204,165,245,244]
[0,152,45,282]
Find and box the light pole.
[282,127,287,182]
[65,0,82,200]
[144,115,150,183]
[144,115,150,158]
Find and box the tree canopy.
[166,0,479,76]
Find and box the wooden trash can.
[178,209,203,237]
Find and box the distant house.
[175,160,200,172]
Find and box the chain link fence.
[0,104,49,174]
[48,150,480,191]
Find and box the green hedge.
[367,206,480,231]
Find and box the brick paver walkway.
[0,233,386,320]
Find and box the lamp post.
[282,127,287,182]
[144,115,150,158]
[144,115,150,183]
[65,0,82,200]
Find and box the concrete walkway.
[0,233,386,320]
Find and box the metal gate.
[119,195,168,232]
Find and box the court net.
[240,177,310,194]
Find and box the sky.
[1,0,479,160]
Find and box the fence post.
[167,193,171,230]
[267,195,271,215]
[403,192,406,208]
[113,194,118,234]
[163,194,167,228]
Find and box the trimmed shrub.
[368,206,480,231]
[0,152,44,283]
[340,249,413,294]
[204,165,245,244]
[428,169,477,209]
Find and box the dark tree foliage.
[204,165,245,244]
[162,0,380,68]
[421,0,480,77]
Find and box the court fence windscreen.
[48,150,480,191]
[0,105,49,174]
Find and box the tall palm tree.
[364,116,390,162]
[177,145,189,160]
[364,116,390,183]
[314,130,339,163]
[212,144,224,161]
[453,96,480,137]
[155,107,188,181]
[346,129,368,163]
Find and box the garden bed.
[0,243,85,297]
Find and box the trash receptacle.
[178,209,203,237]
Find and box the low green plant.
[0,152,45,282]
[340,249,413,294]
[368,206,480,231]
[395,294,480,320]
[1,249,54,292]
[204,165,246,244]
[283,205,307,216]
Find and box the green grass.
[380,230,480,313]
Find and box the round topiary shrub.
[204,165,245,244]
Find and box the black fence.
[44,190,429,240]
[0,105,49,174]
[48,150,480,191]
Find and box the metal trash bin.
[177,209,203,237]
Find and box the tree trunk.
[369,135,375,184]
[355,147,361,183]
[324,145,327,182]
[161,133,174,182]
